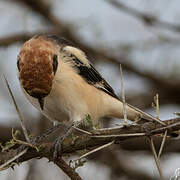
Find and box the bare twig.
[154,94,168,158]
[11,129,38,151]
[148,94,162,178]
[91,133,146,138]
[149,137,163,180]
[158,130,167,158]
[3,75,30,143]
[127,103,165,125]
[73,127,92,135]
[154,94,160,119]
[151,121,180,133]
[77,141,114,160]
[0,148,28,170]
[119,64,127,124]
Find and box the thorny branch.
[0,118,180,169]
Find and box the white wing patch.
[63,46,90,67]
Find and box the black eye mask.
[17,59,20,71]
[53,54,58,74]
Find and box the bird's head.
[17,35,62,110]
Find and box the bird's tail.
[126,103,165,125]
[105,97,164,125]
[126,103,180,137]
[103,95,178,137]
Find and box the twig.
[0,124,62,170]
[119,64,128,124]
[91,132,145,138]
[92,118,180,136]
[158,130,167,158]
[148,94,163,179]
[77,141,114,160]
[155,94,160,119]
[94,125,124,132]
[73,127,92,135]
[3,75,30,143]
[151,121,180,134]
[0,148,28,170]
[127,103,165,125]
[51,157,82,180]
[149,137,163,180]
[11,129,39,151]
[154,93,167,158]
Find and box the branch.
[0,118,179,169]
[107,0,180,33]
[50,157,82,180]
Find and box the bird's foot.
[51,136,65,159]
[51,120,93,159]
[51,123,74,159]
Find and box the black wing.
[71,55,119,100]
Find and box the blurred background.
[0,0,180,179]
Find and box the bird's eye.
[17,59,20,71]
[53,54,58,74]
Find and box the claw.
[51,124,73,159]
[51,136,64,159]
[51,121,86,159]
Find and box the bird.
[17,34,165,126]
[17,34,165,156]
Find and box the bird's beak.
[38,98,44,110]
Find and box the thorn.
[148,137,163,180]
[119,64,128,124]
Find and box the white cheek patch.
[63,46,90,67]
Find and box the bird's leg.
[52,118,93,159]
[52,123,74,159]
